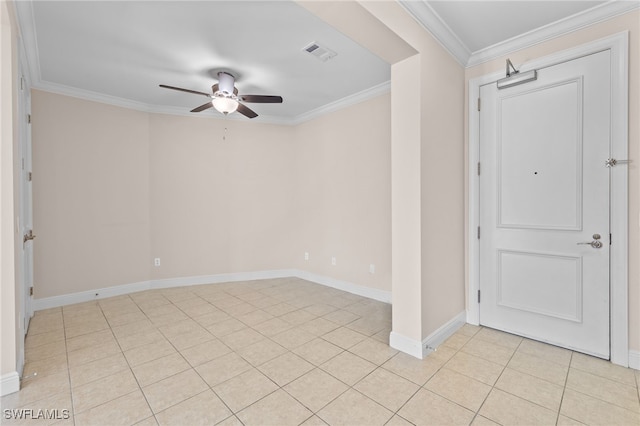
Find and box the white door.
[479,50,611,359]
[19,71,34,336]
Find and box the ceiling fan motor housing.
[217,71,236,95]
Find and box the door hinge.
[29,287,33,296]
[477,290,481,303]
[477,162,481,176]
[477,98,481,111]
[28,114,31,124]
[610,233,612,245]
[28,172,32,182]
[477,226,480,239]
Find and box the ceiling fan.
[160,71,283,119]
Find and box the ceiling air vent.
[303,42,337,62]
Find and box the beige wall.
[31,90,392,298]
[419,33,466,339]
[360,0,466,344]
[1,0,18,378]
[293,93,392,291]
[464,10,640,352]
[32,91,151,298]
[149,114,297,279]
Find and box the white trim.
[293,270,391,303]
[32,269,391,311]
[289,81,390,125]
[1,372,20,397]
[607,31,629,368]
[629,351,640,371]
[390,311,466,360]
[422,311,467,355]
[151,269,297,290]
[398,0,638,69]
[398,0,470,66]
[467,1,639,67]
[32,79,389,127]
[32,280,152,311]
[36,81,155,114]
[13,0,40,87]
[468,32,629,366]
[389,331,424,359]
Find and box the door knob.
[577,240,602,249]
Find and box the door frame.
[467,32,629,366]
[16,43,33,377]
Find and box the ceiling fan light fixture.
[212,95,239,115]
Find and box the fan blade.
[191,102,213,113]
[236,102,258,119]
[240,95,283,103]
[159,84,211,98]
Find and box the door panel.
[479,51,611,358]
[497,250,582,322]
[498,79,582,230]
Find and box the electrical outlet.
[369,264,375,274]
[331,257,336,266]
[154,258,161,267]
[304,252,309,261]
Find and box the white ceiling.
[15,1,637,124]
[17,1,391,123]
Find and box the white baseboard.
[32,269,391,311]
[1,372,20,396]
[629,350,640,370]
[33,280,152,311]
[390,311,467,360]
[293,270,391,304]
[422,310,467,355]
[390,331,424,359]
[151,269,298,290]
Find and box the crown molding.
[398,0,471,67]
[34,80,155,113]
[290,81,390,126]
[14,0,41,86]
[34,78,390,127]
[399,1,638,69]
[467,0,640,67]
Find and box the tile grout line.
[98,295,157,424]
[23,282,635,426]
[142,289,241,422]
[382,327,484,425]
[165,284,321,423]
[60,305,76,426]
[441,326,496,425]
[191,287,383,424]
[462,328,492,425]
[484,335,525,422]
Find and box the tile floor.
[2,277,639,425]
